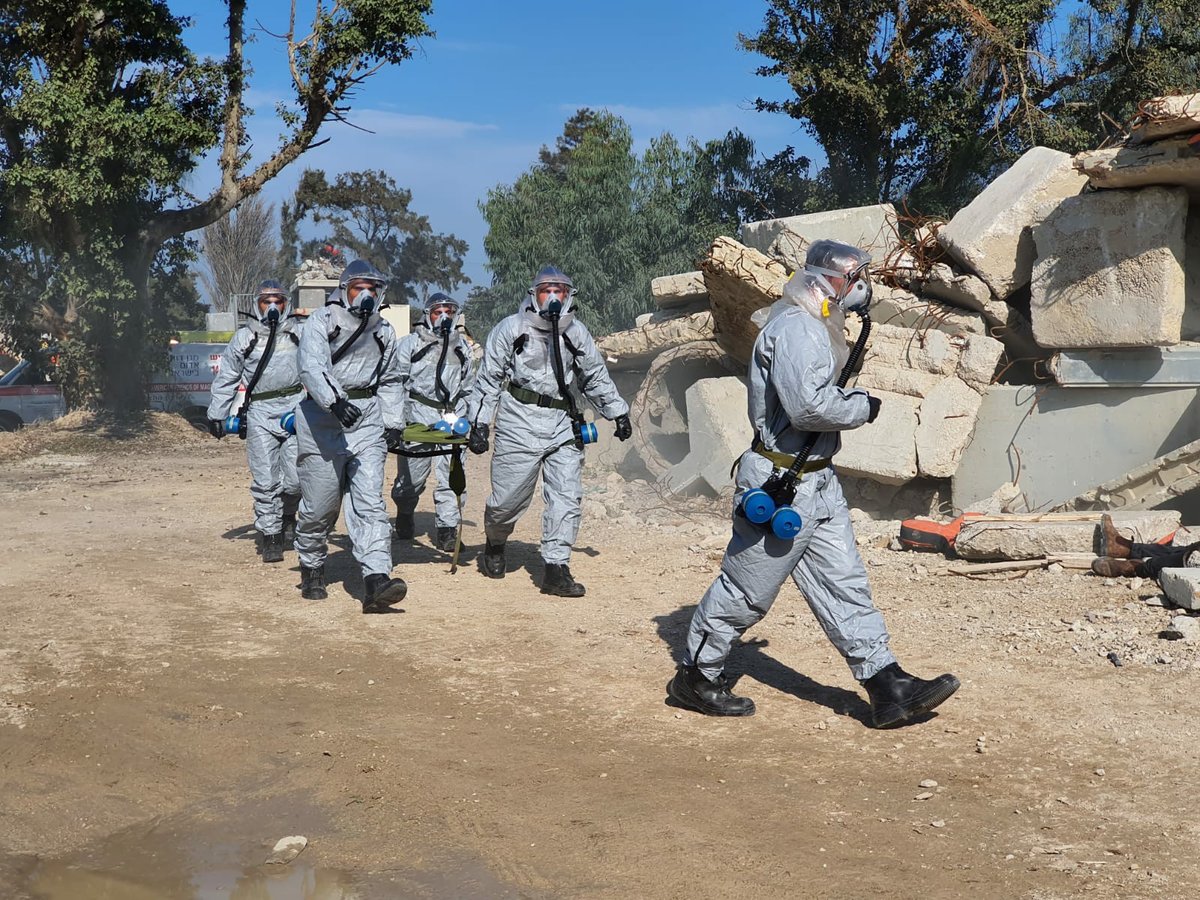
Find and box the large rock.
[741,204,898,271]
[701,236,788,366]
[661,377,749,495]
[915,377,984,478]
[1131,93,1200,144]
[955,510,1182,561]
[1160,569,1200,611]
[939,147,1086,299]
[952,384,1200,512]
[837,390,920,484]
[597,311,716,364]
[1029,186,1188,348]
[1074,140,1200,196]
[651,272,709,310]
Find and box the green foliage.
[0,0,433,411]
[743,0,1200,215]
[280,168,468,304]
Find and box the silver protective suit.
[390,321,477,527]
[295,304,405,577]
[468,297,629,564]
[207,315,303,534]
[682,269,897,682]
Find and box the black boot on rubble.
[394,511,415,540]
[481,540,506,579]
[261,532,285,564]
[436,526,458,553]
[667,665,755,717]
[363,572,408,614]
[300,565,327,601]
[541,563,586,598]
[863,663,960,728]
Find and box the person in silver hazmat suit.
[206,279,303,564]
[667,240,960,728]
[390,292,477,551]
[466,266,632,597]
[294,259,409,613]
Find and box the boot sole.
[363,580,408,613]
[262,552,284,564]
[301,589,327,601]
[872,675,961,728]
[666,677,756,717]
[541,585,586,597]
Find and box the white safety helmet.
[255,278,290,324]
[527,265,576,318]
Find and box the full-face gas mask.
[803,240,873,315]
[528,265,577,319]
[338,258,388,319]
[423,292,461,336]
[256,279,290,326]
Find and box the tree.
[0,0,433,411]
[742,0,1200,214]
[198,195,278,313]
[279,168,468,304]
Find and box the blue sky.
[174,1,822,293]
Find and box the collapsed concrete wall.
[741,204,899,272]
[700,236,788,366]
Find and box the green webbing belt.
[752,440,832,474]
[409,390,456,412]
[344,388,376,399]
[507,383,570,412]
[252,384,302,401]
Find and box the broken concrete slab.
[661,376,749,495]
[652,271,709,310]
[870,285,991,337]
[1074,140,1200,197]
[906,263,1000,315]
[1054,435,1200,514]
[1160,569,1200,611]
[915,377,984,478]
[952,384,1200,512]
[940,146,1086,299]
[1131,93,1200,145]
[855,323,1003,393]
[701,236,789,366]
[741,204,898,271]
[955,510,1181,561]
[597,311,716,366]
[1030,186,1188,348]
[837,390,920,484]
[1048,343,1200,387]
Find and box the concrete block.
[940,147,1086,299]
[662,377,750,495]
[1030,187,1188,348]
[741,204,898,270]
[597,311,716,366]
[870,285,990,337]
[915,378,984,478]
[837,390,920,485]
[910,263,999,315]
[952,384,1200,512]
[652,271,709,310]
[1131,93,1200,144]
[955,331,1004,389]
[1160,569,1200,611]
[1048,343,1200,387]
[955,510,1181,561]
[1074,140,1200,197]
[701,236,789,366]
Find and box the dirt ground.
[3,415,1200,899]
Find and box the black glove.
[468,422,490,455]
[384,427,405,451]
[614,413,632,442]
[329,397,362,429]
[207,418,225,440]
[866,395,882,424]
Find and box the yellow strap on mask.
[821,298,832,318]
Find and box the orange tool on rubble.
[898,513,984,553]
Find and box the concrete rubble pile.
[595,90,1200,562]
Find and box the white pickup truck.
[0,360,67,431]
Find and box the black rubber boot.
[435,526,458,553]
[667,665,755,717]
[541,563,586,598]
[363,573,408,614]
[481,540,506,579]
[863,663,960,728]
[281,512,297,546]
[300,565,327,601]
[394,512,415,540]
[261,532,285,564]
